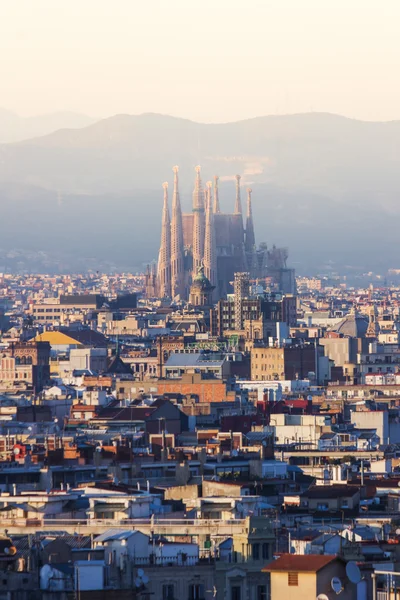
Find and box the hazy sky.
[1,0,400,122]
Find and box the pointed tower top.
[245,187,255,253]
[213,175,220,214]
[195,166,202,189]
[172,166,181,209]
[206,181,212,211]
[162,182,169,214]
[246,188,252,217]
[234,174,242,214]
[193,165,204,210]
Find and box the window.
[257,586,267,600]
[231,587,241,600]
[189,583,205,600]
[262,543,269,559]
[252,543,260,560]
[163,584,175,600]
[288,572,298,586]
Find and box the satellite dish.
[331,577,343,594]
[317,595,329,600]
[13,448,20,455]
[134,578,142,588]
[346,561,361,584]
[142,574,149,584]
[137,568,144,578]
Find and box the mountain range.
[0,111,399,275]
[0,109,95,143]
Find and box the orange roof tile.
[263,554,339,573]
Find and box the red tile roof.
[263,554,339,573]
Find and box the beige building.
[251,344,317,381]
[264,554,358,600]
[271,413,330,447]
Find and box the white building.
[94,529,149,566]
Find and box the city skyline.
[1,3,400,599]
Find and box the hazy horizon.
[2,0,400,123]
[4,107,400,127]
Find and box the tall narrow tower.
[234,272,250,331]
[203,181,218,299]
[245,187,256,253]
[192,165,205,274]
[234,174,243,214]
[233,174,245,271]
[170,166,185,299]
[157,182,171,297]
[213,175,221,213]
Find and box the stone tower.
[157,182,171,297]
[234,174,243,215]
[366,304,380,337]
[203,181,218,300]
[213,175,221,214]
[192,165,205,274]
[245,188,255,253]
[170,166,185,299]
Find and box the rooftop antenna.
[134,568,149,589]
[331,576,343,594]
[346,561,361,584]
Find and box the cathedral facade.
[153,166,295,301]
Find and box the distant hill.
[0,112,399,274]
[0,108,95,143]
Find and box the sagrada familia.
[147,166,295,302]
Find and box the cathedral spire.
[205,180,212,211]
[234,174,242,214]
[170,166,185,299]
[157,182,171,297]
[245,187,256,253]
[192,165,205,273]
[203,181,217,299]
[213,175,220,213]
[192,165,204,209]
